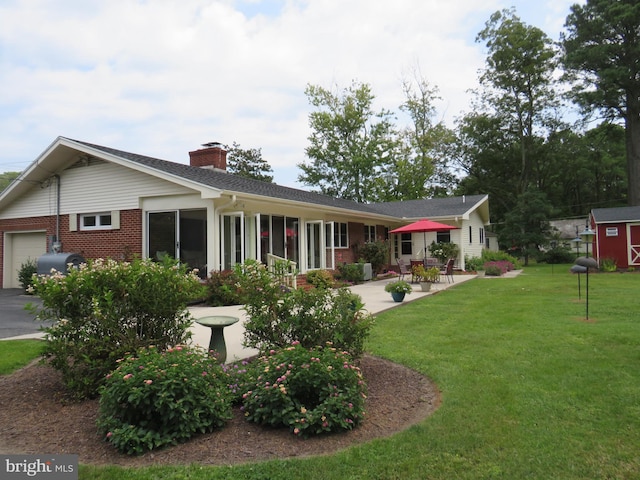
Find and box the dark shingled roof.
[592,206,640,223]
[67,138,487,220]
[70,138,387,216]
[369,194,488,219]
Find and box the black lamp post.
[578,224,596,320]
[571,227,584,300]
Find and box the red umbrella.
[390,219,458,234]
[390,219,458,258]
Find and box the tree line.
[296,1,638,256]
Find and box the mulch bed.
[0,354,440,467]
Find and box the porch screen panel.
[272,216,285,258]
[307,222,322,269]
[222,214,243,270]
[286,217,299,264]
[260,215,270,264]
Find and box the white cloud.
[0,0,578,186]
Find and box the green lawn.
[0,339,44,375]
[3,265,640,479]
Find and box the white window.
[80,212,113,231]
[364,225,376,243]
[606,227,618,237]
[327,222,348,248]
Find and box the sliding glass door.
[148,209,207,275]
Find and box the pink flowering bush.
[235,260,374,358]
[483,260,515,276]
[29,256,204,399]
[242,342,367,437]
[97,345,232,455]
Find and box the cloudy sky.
[0,0,582,187]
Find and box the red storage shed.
[592,206,640,269]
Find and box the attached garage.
[3,231,47,288]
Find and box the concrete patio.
[189,273,479,363]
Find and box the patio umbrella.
[390,219,458,258]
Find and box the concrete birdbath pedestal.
[195,315,239,363]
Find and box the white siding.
[460,211,487,265]
[1,161,195,219]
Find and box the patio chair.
[440,258,455,284]
[396,258,412,282]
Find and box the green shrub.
[482,250,522,268]
[356,240,390,275]
[336,262,365,284]
[18,258,38,293]
[465,255,484,272]
[97,345,232,455]
[30,256,204,399]
[541,246,575,264]
[484,264,504,276]
[205,269,243,306]
[600,258,618,272]
[305,269,335,289]
[235,260,373,358]
[242,343,367,437]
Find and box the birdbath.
[195,315,239,363]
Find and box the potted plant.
[412,265,440,291]
[384,279,412,302]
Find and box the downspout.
[54,174,61,252]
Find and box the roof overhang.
[0,137,224,211]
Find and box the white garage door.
[4,231,47,288]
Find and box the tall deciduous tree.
[394,76,457,199]
[298,81,399,203]
[475,8,560,196]
[225,142,274,183]
[561,0,640,205]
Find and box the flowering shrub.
[205,269,243,306]
[242,343,367,437]
[429,241,460,263]
[235,260,374,358]
[30,256,204,398]
[483,260,514,275]
[222,358,261,404]
[97,345,233,455]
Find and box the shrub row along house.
[0,137,491,288]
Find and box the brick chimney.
[189,142,227,171]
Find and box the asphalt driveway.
[0,289,49,339]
